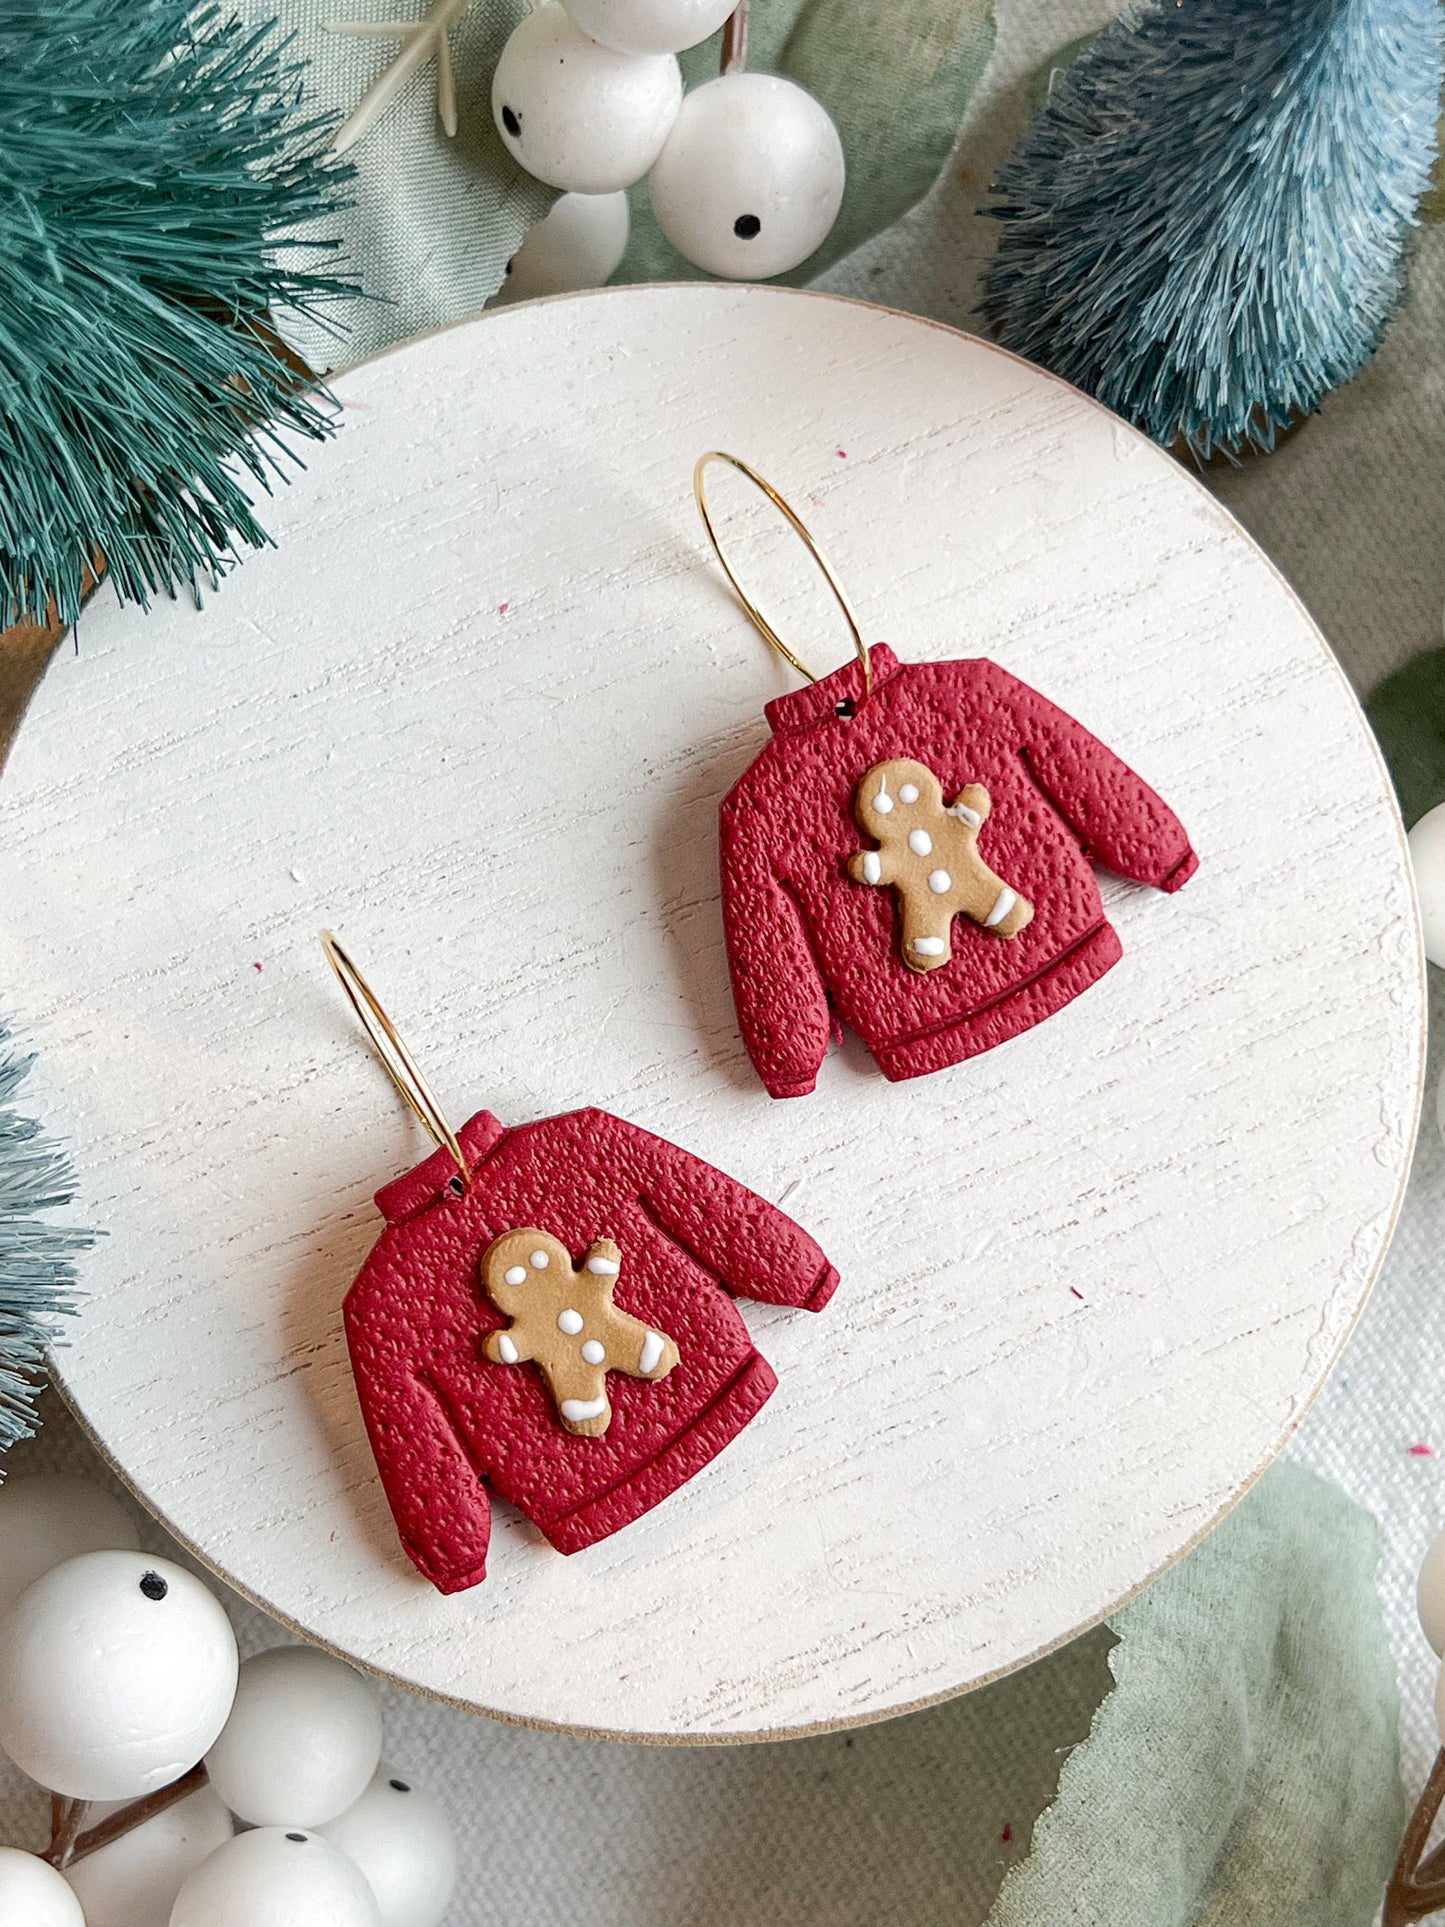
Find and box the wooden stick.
[720,0,749,75]
[1385,1747,1445,1925]
[45,1794,90,1872]
[66,1763,210,1868]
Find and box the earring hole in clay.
[835,699,856,720]
[447,1174,467,1198]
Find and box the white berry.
[0,1474,139,1617]
[561,0,737,55]
[169,1827,380,1927]
[648,73,845,279]
[64,1784,234,1927]
[1420,1531,1445,1654]
[496,191,630,303]
[0,1849,86,1927]
[493,4,681,193]
[204,1645,384,1829]
[0,1552,237,1801]
[1408,800,1445,968]
[319,1767,460,1927]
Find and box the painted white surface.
[0,285,1423,1740]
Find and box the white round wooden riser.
[0,287,1423,1741]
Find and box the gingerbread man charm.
[848,758,1033,972]
[480,1229,680,1437]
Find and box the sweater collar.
[375,1109,508,1224]
[763,642,902,735]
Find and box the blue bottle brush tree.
[0,0,354,630]
[982,0,1444,459]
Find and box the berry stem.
[721,0,749,75]
[1384,1746,1445,1923]
[43,1762,210,1870]
[44,1795,89,1871]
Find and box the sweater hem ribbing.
[531,1350,779,1554]
[871,920,1125,1082]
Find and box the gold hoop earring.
[693,451,872,700]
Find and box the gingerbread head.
[848,757,1033,972]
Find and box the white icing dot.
[908,828,933,856]
[561,1395,608,1423]
[557,1308,584,1335]
[639,1331,666,1374]
[928,869,952,895]
[874,791,893,814]
[912,936,946,956]
[899,782,919,803]
[950,801,982,829]
[861,850,882,885]
[586,1255,620,1276]
[581,1339,606,1365]
[503,1265,527,1286]
[497,1333,519,1364]
[529,1249,550,1269]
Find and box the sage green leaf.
[616,0,995,286]
[986,1462,1404,1927]
[1367,646,1445,827]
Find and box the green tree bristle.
[0,1,355,628]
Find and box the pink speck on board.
[1001,1823,1013,1844]
[498,602,510,616]
[1409,1443,1435,1458]
[252,962,263,973]
[836,448,847,459]
[1069,1286,1085,1301]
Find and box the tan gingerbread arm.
[847,845,899,888]
[481,1327,536,1366]
[948,783,991,829]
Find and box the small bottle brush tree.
[0,0,354,631]
[981,0,1444,460]
[0,1025,89,1458]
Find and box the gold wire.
[693,451,872,700]
[320,930,471,1192]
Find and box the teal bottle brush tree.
[982,0,1444,460]
[0,1023,90,1458]
[0,0,354,630]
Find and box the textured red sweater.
[344,1107,837,1593]
[720,645,1197,1095]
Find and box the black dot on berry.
[138,1571,168,1601]
[501,105,521,138]
[734,214,762,239]
[389,1779,412,1794]
[286,1832,309,1843]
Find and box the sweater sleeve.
[627,1122,838,1312]
[719,792,832,1098]
[1003,669,1198,891]
[344,1274,492,1595]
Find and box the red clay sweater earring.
[322,935,837,1595]
[695,454,1198,1098]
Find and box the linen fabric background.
[3,1,1444,1922]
